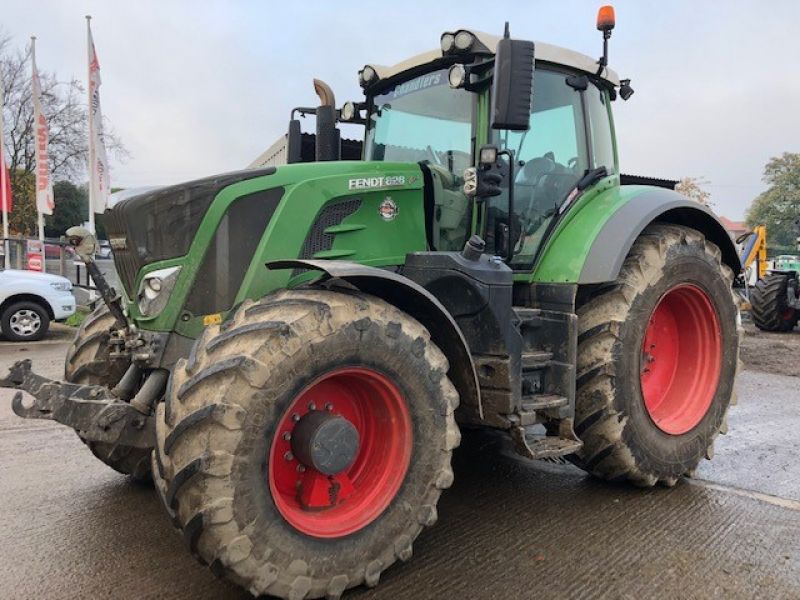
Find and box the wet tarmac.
[1,334,798,599]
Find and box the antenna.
[503,22,510,39]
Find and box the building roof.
[368,30,620,87]
[718,216,747,232]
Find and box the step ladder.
[510,306,582,460]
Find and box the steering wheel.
[517,155,556,186]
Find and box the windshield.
[365,69,474,176]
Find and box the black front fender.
[267,259,482,420]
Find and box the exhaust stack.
[313,78,340,161]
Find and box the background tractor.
[747,220,800,332]
[2,8,741,599]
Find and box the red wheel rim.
[268,367,412,538]
[640,284,722,435]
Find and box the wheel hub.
[640,284,722,435]
[290,411,360,476]
[10,310,41,336]
[268,367,412,538]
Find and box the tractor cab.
[289,26,627,268]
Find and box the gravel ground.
[740,321,800,377]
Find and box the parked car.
[0,268,76,341]
[95,240,112,259]
[44,243,76,260]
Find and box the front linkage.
[1,359,155,449]
[1,227,165,450]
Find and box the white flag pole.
[86,16,95,237]
[0,72,10,265]
[31,36,46,270]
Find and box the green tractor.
[2,9,741,599]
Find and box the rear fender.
[532,185,741,284]
[267,259,482,420]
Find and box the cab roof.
[368,30,620,88]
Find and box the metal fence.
[1,236,74,276]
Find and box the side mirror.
[286,119,303,164]
[491,38,535,131]
[65,226,97,262]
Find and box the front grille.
[104,208,139,294]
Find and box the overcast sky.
[4,0,800,219]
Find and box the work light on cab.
[440,32,455,53]
[358,65,378,88]
[454,30,475,51]
[340,101,356,121]
[448,63,467,88]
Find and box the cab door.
[486,66,616,271]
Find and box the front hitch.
[1,359,155,449]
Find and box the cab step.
[515,394,569,426]
[513,307,542,328]
[521,350,553,370]
[521,394,568,412]
[510,425,583,460]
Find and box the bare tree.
[1,33,127,233]
[675,176,713,208]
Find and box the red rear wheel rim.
[268,367,412,538]
[640,284,722,435]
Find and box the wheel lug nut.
[282,432,291,441]
[325,403,333,411]
[296,464,306,473]
[284,451,294,461]
[292,413,300,422]
[308,402,316,411]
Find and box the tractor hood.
[112,159,428,337]
[104,167,277,294]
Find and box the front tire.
[153,289,460,599]
[65,304,152,482]
[2,301,50,342]
[573,224,739,486]
[750,273,798,332]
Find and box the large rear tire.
[153,289,459,599]
[750,272,798,332]
[65,304,152,482]
[572,224,739,486]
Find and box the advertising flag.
[88,22,110,213]
[1,155,11,215]
[31,39,54,216]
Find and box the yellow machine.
[738,225,768,281]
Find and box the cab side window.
[585,83,616,172]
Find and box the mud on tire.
[750,272,798,332]
[153,288,460,599]
[572,224,739,487]
[65,304,151,482]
